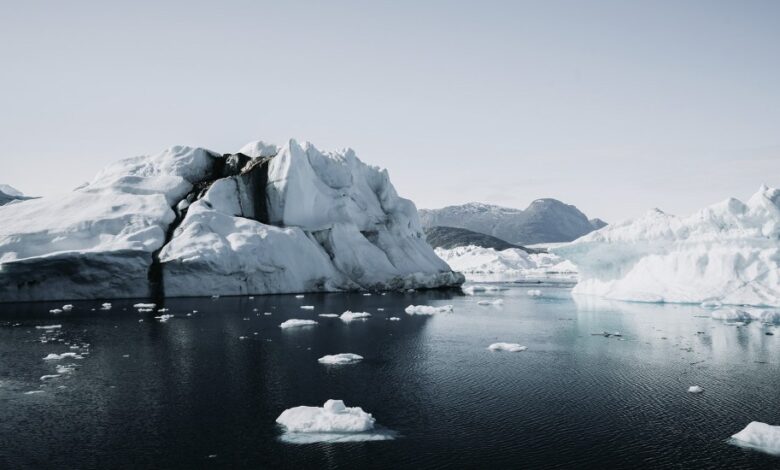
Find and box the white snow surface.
[0,139,462,301]
[730,421,780,455]
[554,186,780,307]
[317,353,364,365]
[436,245,577,282]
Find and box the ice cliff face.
[0,139,463,302]
[554,186,780,307]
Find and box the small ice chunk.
[211,295,220,299]
[276,400,375,433]
[527,289,542,297]
[730,421,780,455]
[101,302,112,310]
[318,313,339,318]
[477,299,503,306]
[264,312,272,316]
[280,319,318,329]
[43,352,83,361]
[700,300,722,309]
[35,325,62,330]
[40,374,61,381]
[157,308,169,312]
[133,303,156,309]
[295,295,305,299]
[404,305,453,315]
[711,308,751,322]
[688,385,703,394]
[377,308,385,311]
[24,390,44,395]
[155,314,174,322]
[389,317,401,321]
[340,311,371,322]
[318,353,364,365]
[300,306,315,310]
[56,364,75,374]
[49,308,63,314]
[62,304,73,311]
[362,293,372,296]
[488,342,527,352]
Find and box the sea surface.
[1,284,779,469]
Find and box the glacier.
[554,186,780,307]
[0,139,463,302]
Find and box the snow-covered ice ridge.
[0,139,463,301]
[435,245,577,282]
[554,185,780,307]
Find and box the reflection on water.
[0,286,778,468]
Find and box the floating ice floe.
[477,299,503,306]
[155,314,174,322]
[62,304,73,311]
[35,325,62,330]
[527,289,542,297]
[134,303,156,309]
[318,313,339,318]
[340,311,371,322]
[389,317,401,321]
[300,306,315,310]
[24,390,44,395]
[318,353,364,365]
[488,342,527,352]
[100,302,112,310]
[688,386,704,394]
[43,352,83,361]
[295,295,305,299]
[276,399,394,444]
[40,374,61,381]
[404,305,453,315]
[280,319,318,329]
[56,364,76,374]
[730,421,780,455]
[49,308,62,314]
[462,284,509,295]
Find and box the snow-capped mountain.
[0,140,463,302]
[419,199,605,245]
[554,185,780,307]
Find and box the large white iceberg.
[0,139,462,301]
[730,421,780,455]
[435,245,577,282]
[555,186,780,307]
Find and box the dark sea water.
[1,285,779,469]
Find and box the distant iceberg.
[555,186,780,307]
[0,139,463,302]
[436,245,577,283]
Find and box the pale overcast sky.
[1,0,778,222]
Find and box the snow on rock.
[730,421,780,455]
[555,186,780,307]
[436,245,577,282]
[317,353,364,365]
[279,319,318,329]
[340,311,371,322]
[0,139,463,302]
[404,304,453,315]
[276,399,375,433]
[488,342,527,352]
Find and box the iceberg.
[317,353,364,365]
[279,319,318,329]
[404,304,453,315]
[277,399,375,433]
[0,139,463,302]
[555,186,780,307]
[435,245,577,282]
[488,342,527,352]
[339,311,371,322]
[730,421,780,455]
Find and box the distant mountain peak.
[419,199,606,245]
